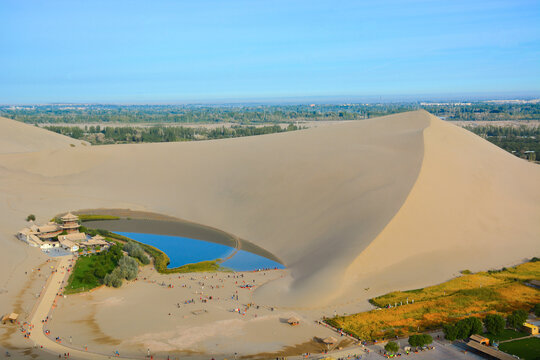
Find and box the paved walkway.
[498,334,536,343]
[27,255,124,359]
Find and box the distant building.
[17,228,59,249]
[58,232,87,242]
[523,322,539,335]
[16,212,108,251]
[58,237,79,252]
[84,235,110,248]
[36,223,62,239]
[1,313,19,324]
[467,334,514,360]
[60,212,80,234]
[469,334,489,345]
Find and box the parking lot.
[364,340,486,360]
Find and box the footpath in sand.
[28,255,119,359]
[1,111,539,309]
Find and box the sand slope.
[342,115,540,299]
[0,116,88,154]
[0,110,538,310]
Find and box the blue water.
[221,250,285,271]
[116,232,234,268]
[116,232,285,271]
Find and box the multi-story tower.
[60,212,80,234]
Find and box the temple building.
[17,212,110,252]
[60,212,80,234]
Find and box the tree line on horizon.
[464,125,539,161]
[43,123,301,144]
[2,103,539,124]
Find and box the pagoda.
[60,212,80,234]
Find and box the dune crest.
[0,116,88,154]
[342,112,540,299]
[0,111,538,309]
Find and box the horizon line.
[2,91,540,107]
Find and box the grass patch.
[78,214,120,222]
[404,288,424,294]
[51,214,120,224]
[326,260,540,341]
[484,329,529,343]
[64,244,123,294]
[172,260,223,273]
[64,256,102,293]
[499,337,540,360]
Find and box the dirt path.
[27,255,128,359]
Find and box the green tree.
[384,341,399,353]
[534,303,540,317]
[26,214,36,221]
[453,317,483,340]
[443,324,458,341]
[467,317,483,337]
[421,334,433,346]
[408,335,419,347]
[455,320,471,340]
[484,314,505,335]
[507,309,528,330]
[409,334,433,347]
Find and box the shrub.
[118,256,138,280]
[26,214,36,221]
[94,267,107,279]
[384,341,399,353]
[104,271,122,288]
[111,277,122,288]
[534,303,540,317]
[104,255,139,287]
[82,272,96,285]
[484,314,505,335]
[123,241,150,265]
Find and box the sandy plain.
[47,267,352,359]
[0,110,538,358]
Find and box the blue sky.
[0,0,539,103]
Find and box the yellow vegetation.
[327,261,540,341]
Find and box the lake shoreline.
[78,208,284,264]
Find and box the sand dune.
[0,110,538,313]
[0,116,88,154]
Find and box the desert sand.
[0,116,88,154]
[0,110,538,358]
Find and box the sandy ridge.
[0,110,538,313]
